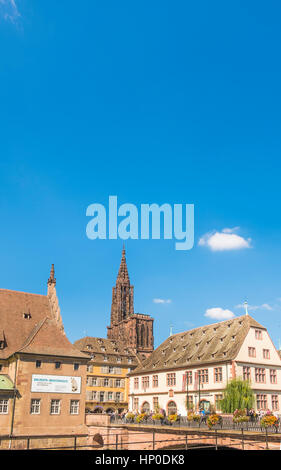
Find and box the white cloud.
[198,227,251,251]
[235,303,273,312]
[0,0,20,23]
[153,298,172,304]
[205,307,235,320]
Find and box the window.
[103,356,108,362]
[0,364,2,371]
[23,313,31,319]
[87,364,93,372]
[30,399,41,414]
[70,400,80,415]
[115,379,121,387]
[248,347,256,358]
[198,369,208,384]
[115,392,121,402]
[35,360,41,368]
[243,366,251,381]
[256,394,267,410]
[270,369,277,384]
[272,395,279,411]
[108,392,113,401]
[167,401,177,415]
[73,363,79,371]
[50,399,60,415]
[117,357,121,363]
[263,349,270,359]
[142,376,149,389]
[141,401,150,413]
[186,371,192,385]
[214,367,222,383]
[0,341,5,350]
[128,358,132,364]
[255,330,262,340]
[166,373,176,386]
[55,362,61,369]
[152,375,158,387]
[215,394,223,411]
[0,399,9,414]
[99,392,105,402]
[134,377,139,389]
[255,368,266,383]
[187,396,193,409]
[133,397,139,410]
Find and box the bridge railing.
[109,414,281,434]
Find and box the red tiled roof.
[0,289,87,360]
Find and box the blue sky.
[0,1,281,349]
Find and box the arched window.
[141,401,150,413]
[167,401,177,415]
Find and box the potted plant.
[233,409,249,428]
[207,413,222,429]
[125,412,135,423]
[136,412,147,424]
[152,412,164,425]
[260,412,279,432]
[167,414,178,425]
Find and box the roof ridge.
[170,314,259,338]
[0,288,47,298]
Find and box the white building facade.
[128,315,281,415]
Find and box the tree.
[220,378,254,413]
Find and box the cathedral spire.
[117,245,130,284]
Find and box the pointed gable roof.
[0,288,87,360]
[131,315,265,374]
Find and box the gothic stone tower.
[107,248,154,359]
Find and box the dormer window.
[100,347,105,352]
[86,344,92,350]
[104,355,108,362]
[23,313,31,319]
[0,341,5,350]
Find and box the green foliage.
[220,378,254,413]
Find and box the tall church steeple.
[107,247,154,360]
[109,247,134,326]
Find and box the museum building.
[0,265,89,448]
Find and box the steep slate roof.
[130,315,265,375]
[0,288,87,360]
[73,336,142,367]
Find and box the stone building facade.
[128,315,281,416]
[0,266,89,449]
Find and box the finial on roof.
[169,324,173,336]
[48,264,56,286]
[244,300,249,316]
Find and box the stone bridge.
[86,414,281,451]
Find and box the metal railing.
[0,429,272,451]
[109,414,281,434]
